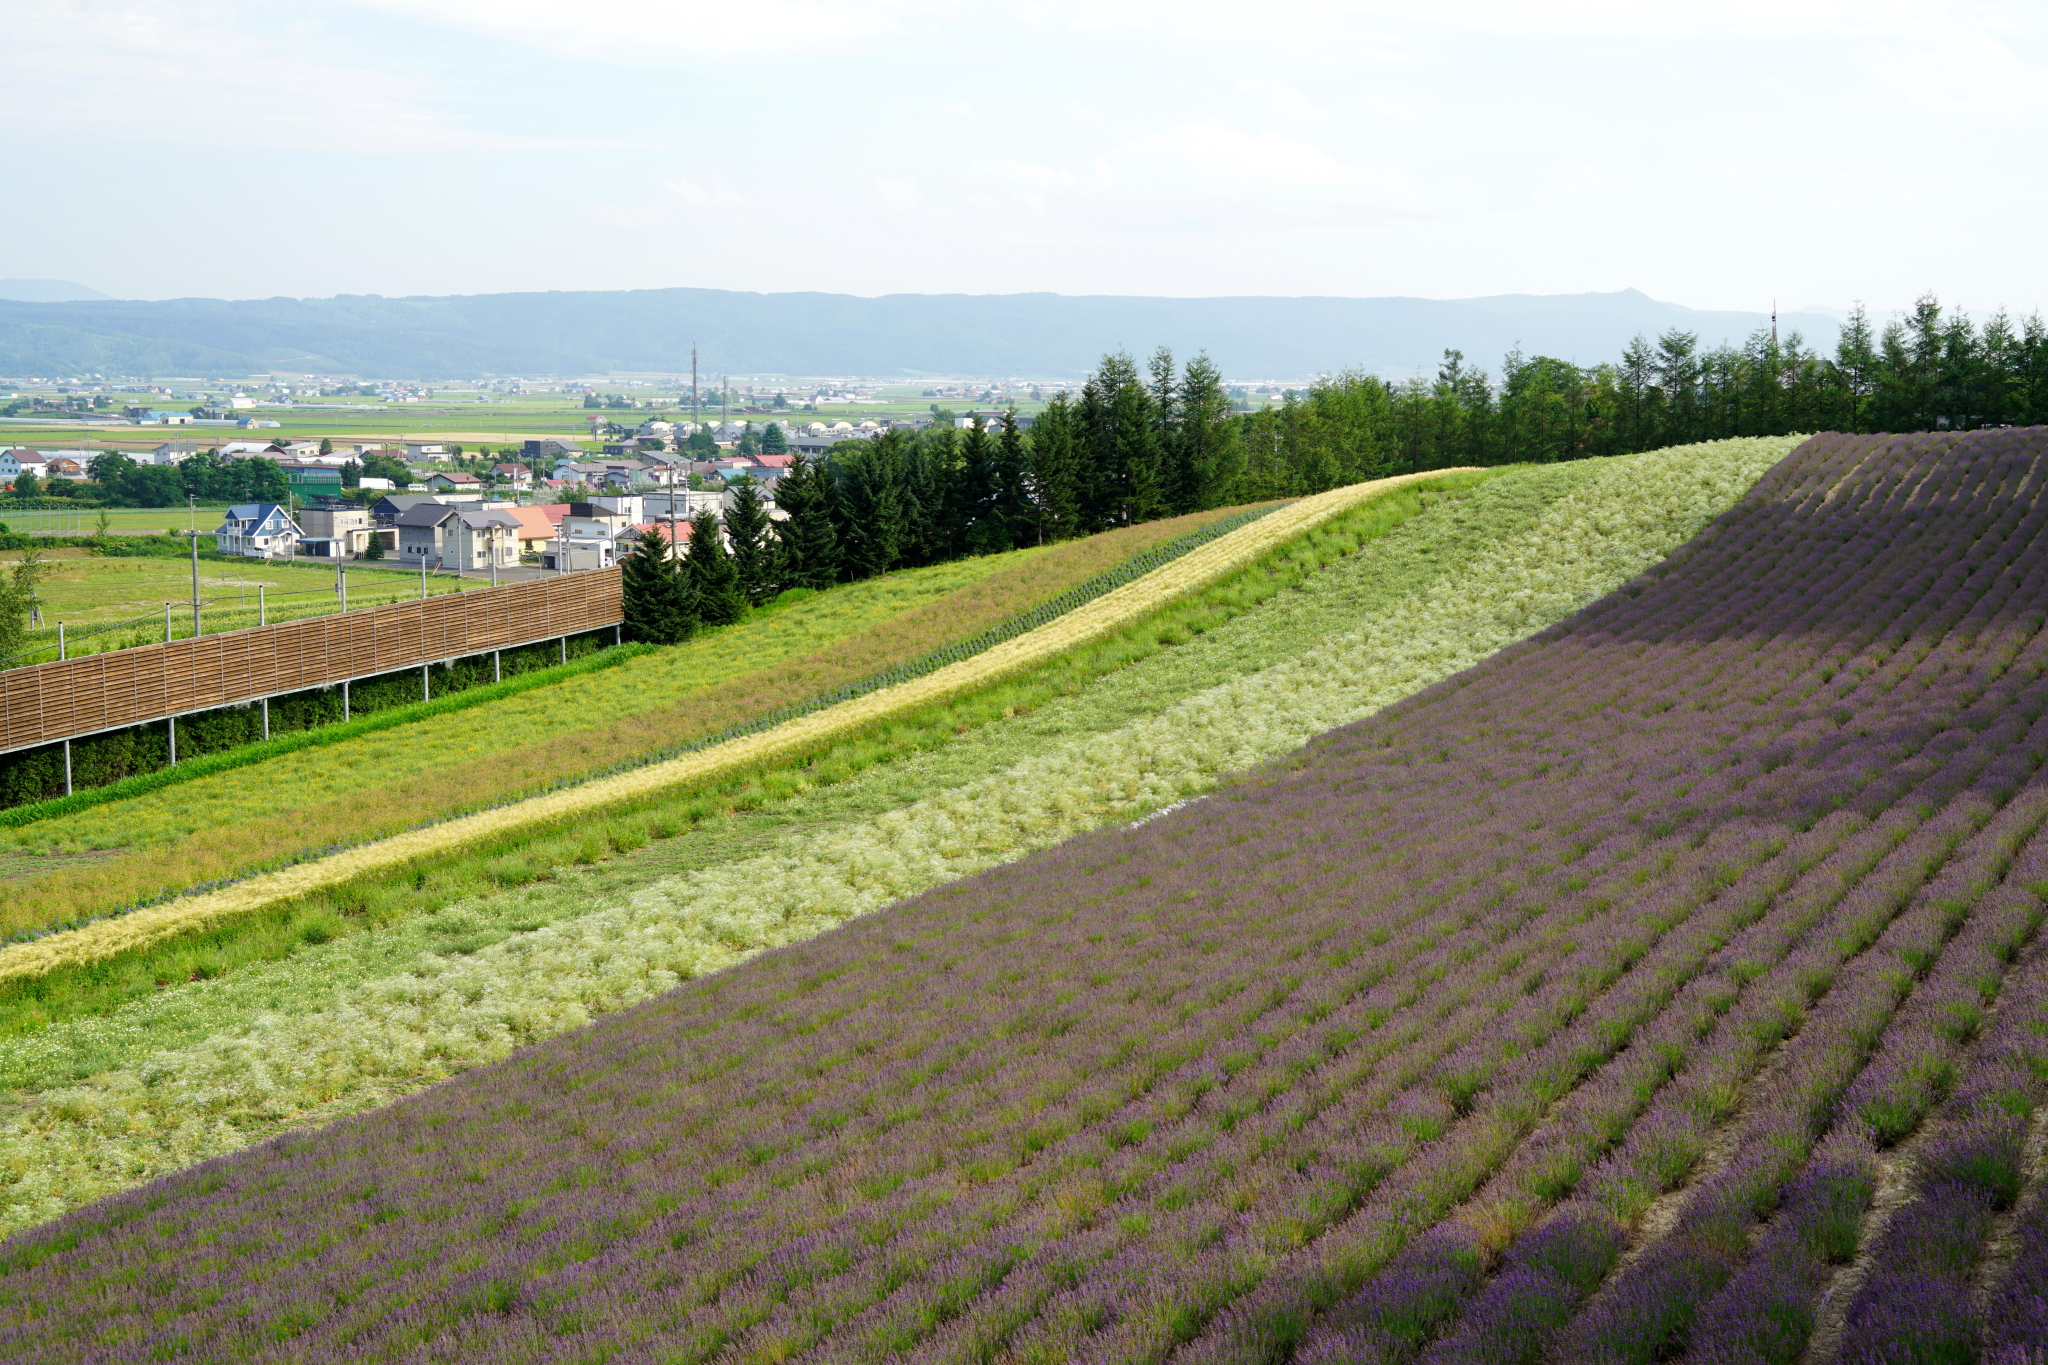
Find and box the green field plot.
[0,508,1244,948]
[0,552,472,665]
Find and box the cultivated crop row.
[0,442,1787,1237]
[17,430,2025,1364]
[0,473,1452,984]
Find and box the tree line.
[623,292,2048,639]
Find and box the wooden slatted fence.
[0,569,622,755]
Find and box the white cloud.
[0,0,605,152]
[354,0,904,60]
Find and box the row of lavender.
[1277,426,2048,1365]
[2,428,2046,1365]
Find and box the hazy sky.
[6,1,2043,315]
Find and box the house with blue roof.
[214,503,303,559]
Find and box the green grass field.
[0,550,474,663]
[0,510,1237,944]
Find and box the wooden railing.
[0,569,622,755]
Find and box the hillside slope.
[0,434,1900,1357]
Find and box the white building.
[214,503,303,559]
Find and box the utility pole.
[721,374,728,425]
[187,495,201,636]
[1771,299,1779,348]
[691,345,699,423]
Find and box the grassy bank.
[0,508,1246,939]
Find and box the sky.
[5,0,2044,317]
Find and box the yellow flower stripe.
[0,471,1466,983]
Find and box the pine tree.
[686,511,747,626]
[621,528,698,644]
[1024,393,1081,543]
[760,422,789,455]
[958,415,1008,555]
[1114,380,1167,523]
[1174,352,1242,511]
[772,455,840,589]
[994,408,1033,548]
[724,477,777,604]
[1079,350,1139,530]
[836,439,905,580]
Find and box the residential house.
[789,429,871,457]
[541,497,643,571]
[425,471,483,494]
[368,492,445,528]
[279,441,324,460]
[490,462,534,491]
[298,507,374,559]
[405,442,448,461]
[44,456,87,481]
[506,504,561,556]
[626,519,691,562]
[214,503,303,559]
[449,508,521,570]
[0,449,47,481]
[521,437,585,461]
[147,441,199,466]
[640,488,728,521]
[392,502,520,569]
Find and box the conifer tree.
[1174,352,1241,512]
[1024,393,1080,543]
[723,477,777,604]
[760,422,788,455]
[835,438,906,579]
[958,415,1008,554]
[686,510,747,626]
[772,455,840,589]
[621,527,698,644]
[994,408,1033,548]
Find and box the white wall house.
[214,503,303,559]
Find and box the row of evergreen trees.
[625,293,2048,637]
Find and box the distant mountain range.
[0,279,115,303]
[0,286,1840,381]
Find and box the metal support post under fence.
[560,635,567,665]
[342,680,350,722]
[62,740,71,797]
[163,603,171,643]
[56,622,64,661]
[423,664,431,702]
[167,716,177,766]
[190,530,201,636]
[262,698,270,740]
[493,649,501,684]
[258,584,266,626]
[339,568,347,612]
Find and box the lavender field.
[7,428,2048,1364]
